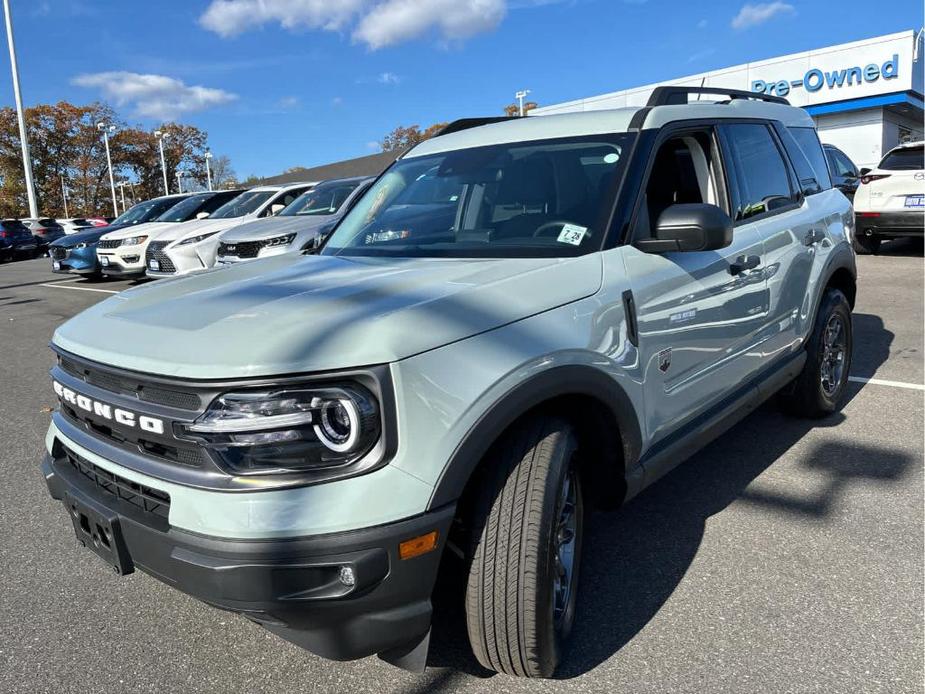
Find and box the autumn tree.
[380,122,448,152]
[0,101,219,218]
[503,101,538,117]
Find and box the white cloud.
[377,71,401,84]
[71,72,237,120]
[199,0,366,38]
[731,2,795,30]
[199,0,506,49]
[354,0,505,49]
[277,95,300,109]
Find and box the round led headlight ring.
[314,398,360,453]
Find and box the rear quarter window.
[787,127,833,192]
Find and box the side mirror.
[635,203,733,253]
[196,212,210,219]
[859,167,871,176]
[270,203,285,215]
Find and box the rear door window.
[722,123,797,222]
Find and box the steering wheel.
[532,220,574,238]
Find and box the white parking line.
[39,283,119,295]
[848,376,925,391]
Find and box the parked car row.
[44,176,373,279]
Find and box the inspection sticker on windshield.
[557,224,587,246]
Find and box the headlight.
[178,385,380,475]
[74,242,87,249]
[177,230,221,246]
[121,235,148,246]
[262,233,296,248]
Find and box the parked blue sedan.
[49,193,191,278]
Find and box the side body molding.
[426,364,642,510]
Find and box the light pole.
[116,181,130,213]
[515,89,531,117]
[154,130,169,194]
[204,150,213,191]
[175,171,185,194]
[60,176,69,218]
[97,122,118,217]
[3,0,37,218]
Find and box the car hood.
[52,227,113,247]
[100,221,176,241]
[161,217,245,244]
[221,215,330,243]
[53,252,603,379]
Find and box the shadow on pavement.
[422,392,915,684]
[875,237,923,257]
[850,312,895,379]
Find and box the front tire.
[464,417,583,678]
[780,288,853,418]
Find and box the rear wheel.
[853,234,880,255]
[780,288,853,418]
[464,416,583,678]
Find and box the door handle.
[729,255,761,275]
[803,228,825,246]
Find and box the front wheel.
[780,288,853,418]
[464,417,583,678]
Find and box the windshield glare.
[281,182,360,217]
[210,191,274,219]
[322,134,633,258]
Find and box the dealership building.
[534,30,924,169]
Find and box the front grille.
[97,238,121,249]
[59,441,171,521]
[145,241,176,273]
[218,240,263,259]
[59,356,201,411]
[50,246,69,260]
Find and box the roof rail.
[435,117,515,137]
[646,86,789,107]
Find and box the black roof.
[259,150,400,186]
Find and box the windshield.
[322,134,634,258]
[210,190,274,219]
[111,197,181,226]
[155,194,214,222]
[879,145,924,171]
[281,181,360,217]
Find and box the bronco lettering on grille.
[52,380,165,435]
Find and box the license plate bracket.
[64,492,134,575]
[148,259,159,271]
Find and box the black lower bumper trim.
[43,452,455,663]
[856,211,924,237]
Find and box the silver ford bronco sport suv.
[42,86,856,678]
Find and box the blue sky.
[1,0,922,178]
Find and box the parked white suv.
[852,141,924,254]
[96,191,241,276]
[146,182,315,278]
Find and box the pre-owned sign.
[752,54,899,98]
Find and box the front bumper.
[855,210,925,238]
[42,443,454,663]
[50,247,99,274]
[97,250,145,276]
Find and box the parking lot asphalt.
[1,243,922,694]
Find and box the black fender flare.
[809,242,857,327]
[426,364,642,510]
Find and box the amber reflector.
[399,531,439,560]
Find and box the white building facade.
[534,30,924,170]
